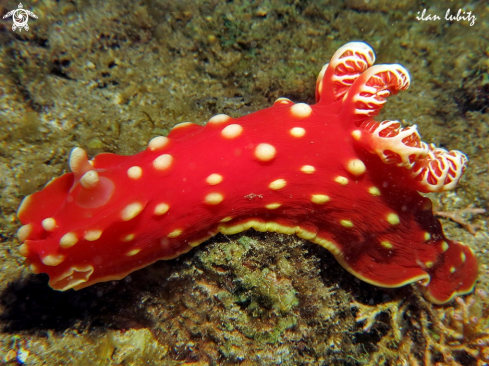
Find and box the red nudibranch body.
[17,42,477,304]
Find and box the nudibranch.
[16,42,477,304]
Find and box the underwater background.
[0,0,488,364]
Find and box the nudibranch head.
[17,42,477,304]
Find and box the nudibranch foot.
[16,42,477,304]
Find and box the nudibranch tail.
[16,41,477,304]
[420,239,478,304]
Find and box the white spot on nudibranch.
[441,241,449,252]
[17,224,32,242]
[301,165,315,174]
[126,248,141,256]
[148,136,169,151]
[122,233,135,242]
[168,229,183,238]
[351,130,362,141]
[153,154,173,171]
[340,219,353,228]
[154,203,170,216]
[29,263,40,274]
[269,179,287,190]
[311,194,330,204]
[345,159,366,176]
[42,218,57,232]
[381,241,393,249]
[335,176,349,185]
[290,103,312,118]
[60,232,78,248]
[205,192,224,205]
[84,230,102,241]
[254,143,276,162]
[208,114,231,125]
[42,254,65,266]
[127,166,143,179]
[121,202,144,221]
[18,243,29,257]
[206,173,223,185]
[221,124,243,139]
[368,187,381,196]
[386,213,400,225]
[461,252,466,263]
[265,203,281,210]
[290,127,306,138]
